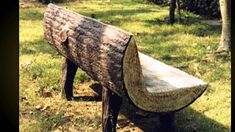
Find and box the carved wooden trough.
[44,4,208,131]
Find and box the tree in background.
[38,0,73,4]
[169,0,181,24]
[217,0,231,52]
[176,0,181,23]
[169,0,176,24]
[38,0,51,4]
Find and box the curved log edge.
[123,38,208,112]
[44,4,208,113]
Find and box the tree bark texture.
[217,0,231,52]
[60,57,78,100]
[44,4,132,96]
[102,87,122,132]
[44,4,208,113]
[176,0,181,23]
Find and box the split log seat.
[133,52,207,112]
[43,4,208,131]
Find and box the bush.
[181,0,220,18]
[146,0,220,18]
[38,0,73,4]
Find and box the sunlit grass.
[19,0,230,131]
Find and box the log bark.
[44,4,208,113]
[60,57,78,100]
[102,87,122,132]
[44,4,132,96]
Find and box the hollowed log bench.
[43,4,208,131]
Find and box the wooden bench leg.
[61,58,78,101]
[102,87,122,132]
[159,112,175,132]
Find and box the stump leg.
[102,87,122,132]
[61,58,78,101]
[159,112,175,132]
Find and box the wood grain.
[44,4,208,113]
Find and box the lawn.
[19,0,231,131]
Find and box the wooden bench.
[43,4,208,131]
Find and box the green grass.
[20,0,231,131]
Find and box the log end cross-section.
[123,40,208,112]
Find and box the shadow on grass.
[144,17,169,26]
[21,82,228,131]
[73,83,102,102]
[20,10,44,21]
[73,96,101,102]
[139,43,194,64]
[20,38,58,56]
[73,83,229,132]
[79,8,156,26]
[119,97,230,132]
[23,110,101,131]
[160,54,199,62]
[143,14,220,37]
[143,13,201,26]
[95,8,155,18]
[191,24,221,37]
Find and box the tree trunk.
[217,0,231,52]
[176,0,181,23]
[169,0,176,24]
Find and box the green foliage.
[75,70,91,83]
[147,0,220,18]
[38,0,74,4]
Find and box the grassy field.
[19,0,231,131]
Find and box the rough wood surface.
[102,87,122,132]
[44,4,208,113]
[60,58,78,100]
[44,4,132,96]
[123,38,208,112]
